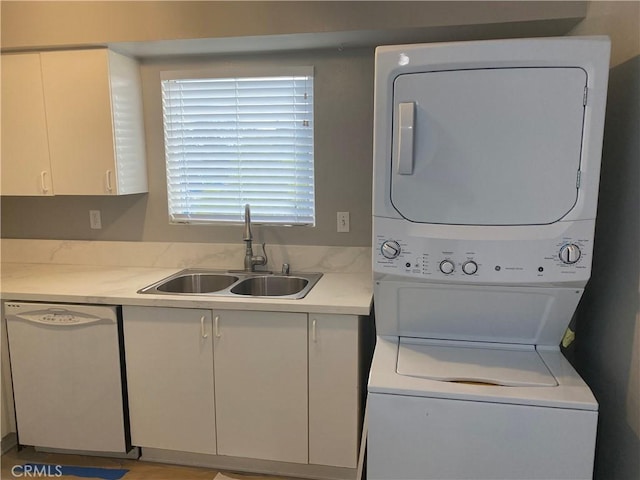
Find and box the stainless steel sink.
[152,272,238,294]
[138,269,322,299]
[231,275,311,297]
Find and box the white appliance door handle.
[397,102,415,175]
[312,318,317,343]
[14,312,107,326]
[200,316,208,338]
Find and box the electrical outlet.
[337,212,350,233]
[89,210,102,230]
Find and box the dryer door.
[390,67,587,225]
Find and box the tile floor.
[1,447,302,480]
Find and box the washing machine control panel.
[374,217,594,284]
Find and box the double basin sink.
[138,269,323,300]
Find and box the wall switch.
[337,212,350,233]
[89,210,102,230]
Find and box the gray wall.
[0,0,592,247]
[567,4,640,479]
[572,55,640,480]
[0,1,586,50]
[0,48,375,246]
[0,3,639,477]
[2,2,636,248]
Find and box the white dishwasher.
[5,302,131,454]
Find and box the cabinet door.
[40,50,117,195]
[214,310,308,463]
[1,305,16,438]
[123,306,216,455]
[1,53,53,195]
[309,314,361,467]
[105,50,148,195]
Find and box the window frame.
[160,65,316,227]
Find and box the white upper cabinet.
[1,49,147,196]
[1,53,53,195]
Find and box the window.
[161,67,315,225]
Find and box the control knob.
[559,244,581,264]
[439,260,455,274]
[381,240,401,259]
[462,261,478,275]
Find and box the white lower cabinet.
[213,310,308,464]
[123,306,365,474]
[309,314,361,468]
[123,306,216,455]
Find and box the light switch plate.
[89,210,102,230]
[337,212,350,233]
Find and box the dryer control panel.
[373,216,594,284]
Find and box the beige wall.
[570,1,640,65]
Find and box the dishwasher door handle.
[13,313,112,326]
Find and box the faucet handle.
[259,242,268,266]
[281,263,290,275]
[250,242,268,270]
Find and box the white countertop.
[0,263,373,315]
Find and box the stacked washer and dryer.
[367,37,610,479]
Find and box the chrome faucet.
[243,204,267,272]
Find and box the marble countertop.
[0,263,373,315]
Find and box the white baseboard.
[140,447,356,480]
[1,432,17,454]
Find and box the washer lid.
[390,67,587,225]
[397,339,558,387]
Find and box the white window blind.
[161,69,315,225]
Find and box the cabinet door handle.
[105,170,113,193]
[200,316,208,338]
[40,171,49,193]
[312,318,317,343]
[214,315,221,338]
